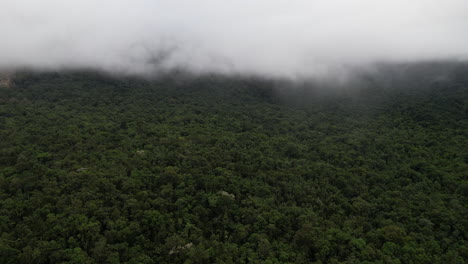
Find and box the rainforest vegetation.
[0,65,467,263]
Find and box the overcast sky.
[1,0,468,78]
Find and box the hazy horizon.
[2,0,468,78]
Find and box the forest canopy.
[0,66,467,263]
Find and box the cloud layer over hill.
[2,0,468,78]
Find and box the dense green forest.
[0,66,467,263]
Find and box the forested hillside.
[0,68,467,263]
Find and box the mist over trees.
[2,1,468,77]
[2,1,468,263]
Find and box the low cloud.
[1,0,468,78]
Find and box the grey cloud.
[1,0,468,78]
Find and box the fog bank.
[2,0,468,78]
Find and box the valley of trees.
[0,66,467,263]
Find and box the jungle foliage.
[0,67,467,263]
